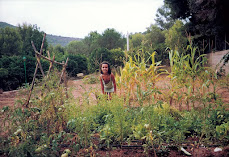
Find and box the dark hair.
[100,61,111,74]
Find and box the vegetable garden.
[0,43,229,156]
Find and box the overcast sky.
[0,0,164,38]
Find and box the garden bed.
[0,72,229,157]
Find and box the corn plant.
[168,42,208,110]
[116,49,163,106]
[185,44,207,94]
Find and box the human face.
[101,64,109,74]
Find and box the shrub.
[66,54,88,77]
[0,55,49,91]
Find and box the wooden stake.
[25,63,39,107]
[59,58,69,85]
[25,33,69,107]
[31,41,45,77]
[25,33,46,107]
[35,51,64,65]
[47,55,55,77]
[64,70,68,99]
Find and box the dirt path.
[0,79,100,109]
[0,90,19,108]
[68,79,100,100]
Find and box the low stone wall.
[206,50,229,74]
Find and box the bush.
[0,56,25,90]
[0,55,49,91]
[66,54,88,77]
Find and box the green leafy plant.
[216,122,229,141]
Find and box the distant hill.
[46,34,81,47]
[0,22,17,28]
[0,22,81,47]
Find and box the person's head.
[100,61,111,74]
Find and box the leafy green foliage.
[0,55,49,90]
[1,61,229,156]
[66,54,88,77]
[165,20,187,52]
[216,122,229,141]
[66,40,88,55]
[164,0,229,51]
[155,4,175,30]
[109,48,125,67]
[144,25,167,61]
[164,0,190,19]
[83,31,102,56]
[0,27,22,56]
[99,28,126,50]
[1,71,70,156]
[129,33,145,49]
[18,23,48,56]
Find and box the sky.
[0,0,164,38]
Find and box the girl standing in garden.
[100,61,116,99]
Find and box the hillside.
[0,22,81,47]
[46,34,81,47]
[0,22,16,28]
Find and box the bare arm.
[111,73,116,93]
[100,75,105,94]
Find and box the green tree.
[51,44,66,63]
[129,33,145,49]
[18,23,48,56]
[165,20,187,52]
[145,24,166,61]
[0,27,22,56]
[188,0,229,50]
[99,28,126,50]
[47,44,54,54]
[164,0,229,51]
[155,4,175,30]
[54,44,65,54]
[66,54,88,77]
[83,31,101,56]
[145,25,165,50]
[66,40,88,55]
[164,0,190,19]
[109,48,125,67]
[0,55,48,90]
